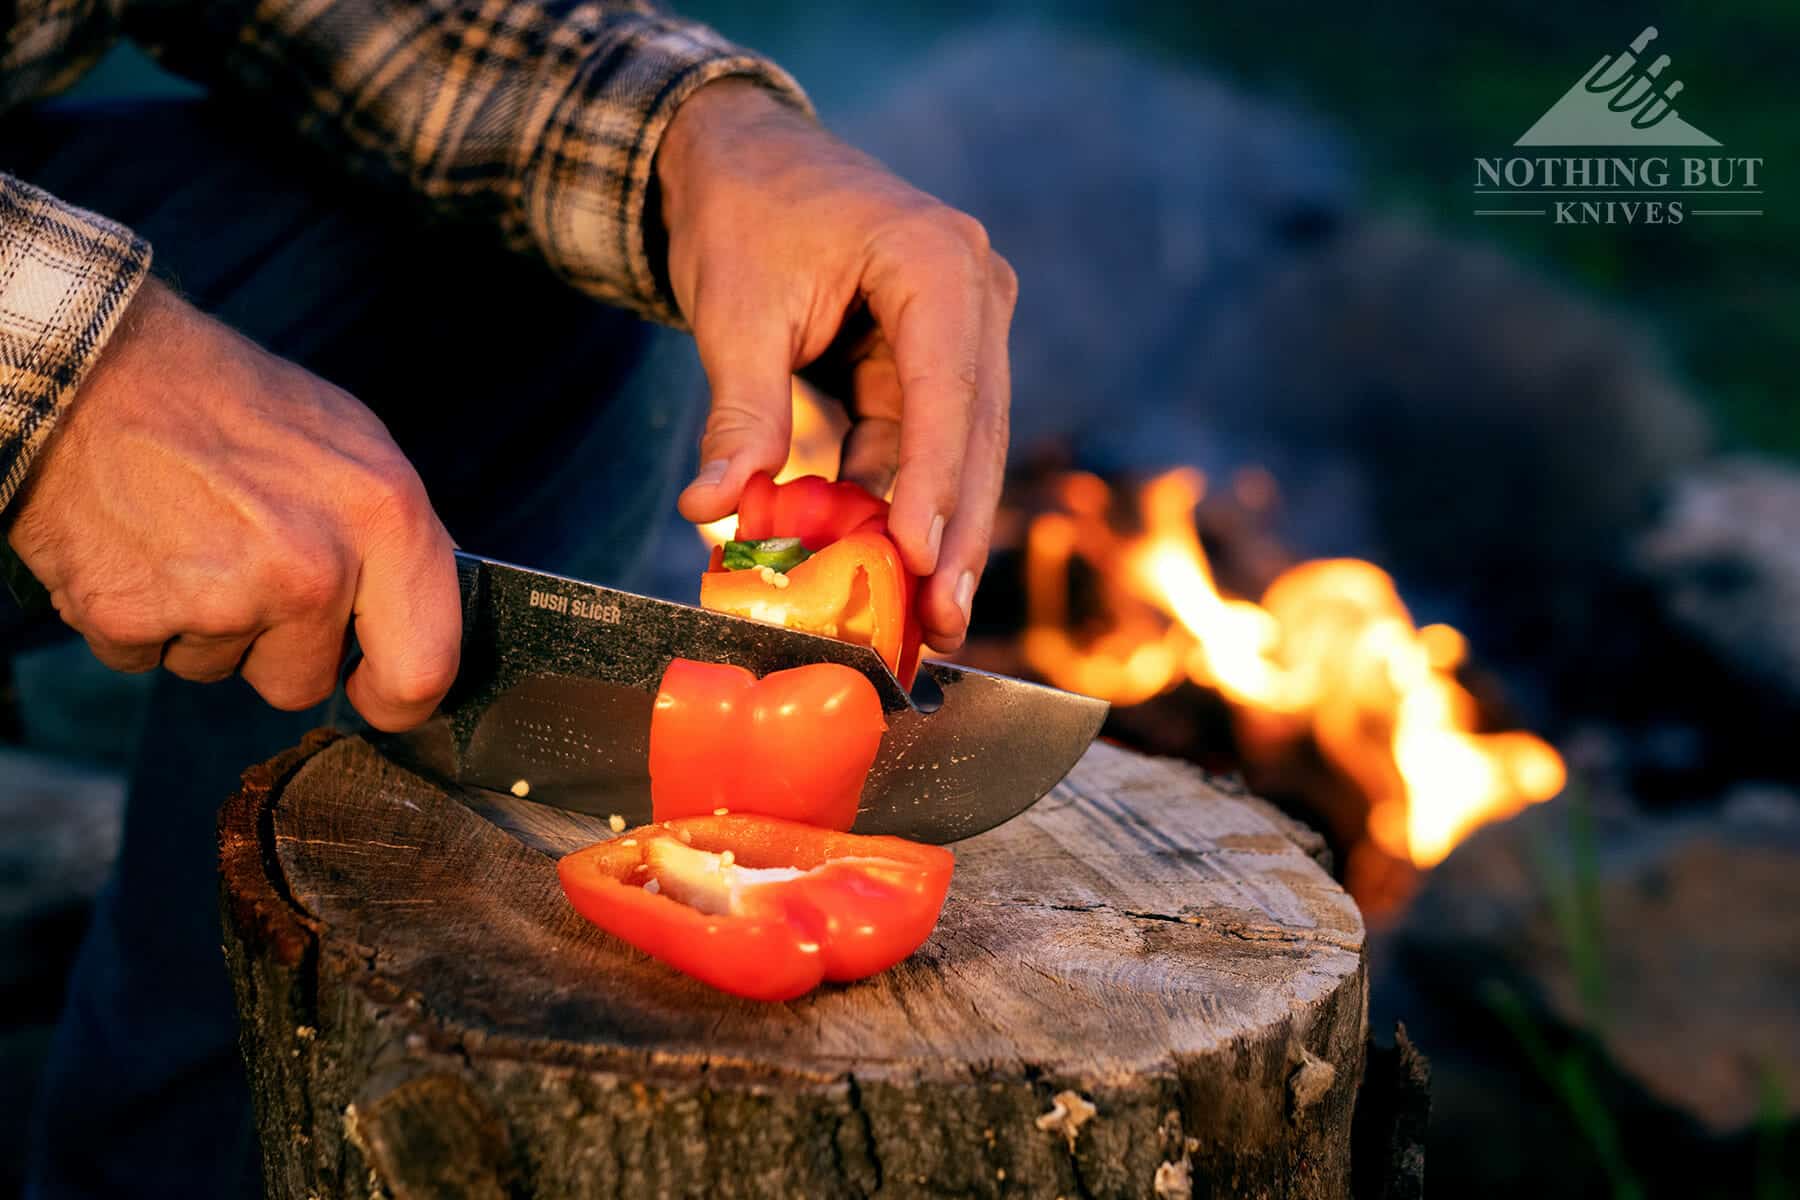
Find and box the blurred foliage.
[1487,777,1645,1200]
[1763,1070,1795,1200]
[686,0,1798,458]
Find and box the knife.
[372,550,1108,844]
[0,540,1106,842]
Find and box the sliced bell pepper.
[557,815,955,1001]
[703,472,925,687]
[649,658,885,830]
[701,530,913,680]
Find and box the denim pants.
[1,97,704,1198]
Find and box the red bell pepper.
[703,472,925,687]
[735,471,889,550]
[649,658,885,830]
[557,815,955,1001]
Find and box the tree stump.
[220,731,1367,1199]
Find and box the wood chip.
[1152,1159,1192,1199]
[1288,1048,1337,1118]
[1034,1090,1097,1149]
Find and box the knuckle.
[79,595,160,648]
[275,546,348,614]
[888,207,981,271]
[940,209,991,259]
[379,648,458,711]
[990,253,1020,308]
[184,588,258,639]
[259,677,336,713]
[985,394,1012,446]
[704,404,779,441]
[955,358,982,395]
[381,669,450,712]
[87,637,156,674]
[990,415,1012,470]
[168,658,237,685]
[900,360,978,403]
[896,449,958,499]
[354,460,430,533]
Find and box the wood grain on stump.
[220,731,1367,1199]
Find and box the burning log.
[220,732,1372,1198]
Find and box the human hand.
[6,278,460,730]
[659,79,1016,652]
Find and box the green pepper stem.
[722,537,813,573]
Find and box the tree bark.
[220,730,1368,1198]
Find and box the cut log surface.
[221,731,1367,1199]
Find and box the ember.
[1021,468,1565,869]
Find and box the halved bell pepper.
[702,472,925,687]
[649,658,885,830]
[701,530,913,682]
[557,815,955,1001]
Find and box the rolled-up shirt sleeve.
[0,0,806,507]
[519,15,811,324]
[0,176,150,513]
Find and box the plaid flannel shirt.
[0,0,809,513]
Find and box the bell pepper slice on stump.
[649,658,885,830]
[557,815,955,1001]
[702,472,925,687]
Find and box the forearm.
[0,174,151,514]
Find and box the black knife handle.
[454,550,486,660]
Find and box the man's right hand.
[6,278,460,731]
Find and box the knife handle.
[454,550,487,659]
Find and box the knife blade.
[372,550,1108,844]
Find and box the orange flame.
[1024,468,1565,867]
[697,381,848,548]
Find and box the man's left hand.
[660,79,1016,654]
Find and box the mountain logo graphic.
[1516,26,1720,146]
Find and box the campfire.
[697,386,1567,908]
[1018,468,1565,875]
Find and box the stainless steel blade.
[373,551,1108,845]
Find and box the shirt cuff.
[522,15,813,328]
[0,174,151,515]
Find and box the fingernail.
[690,459,729,489]
[925,513,945,566]
[953,570,975,625]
